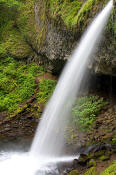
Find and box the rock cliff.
[0,0,115,75]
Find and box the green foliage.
[0,3,16,40]
[88,159,96,167]
[83,167,97,175]
[0,57,45,113]
[99,155,109,161]
[0,0,35,58]
[16,0,36,40]
[68,170,79,175]
[112,135,116,144]
[0,0,23,32]
[1,28,32,58]
[100,161,116,175]
[0,0,114,59]
[48,0,82,28]
[47,0,107,29]
[27,64,46,76]
[106,9,116,39]
[0,0,33,58]
[0,0,23,7]
[72,96,108,131]
[72,0,103,27]
[113,21,116,38]
[0,44,6,57]
[37,79,56,104]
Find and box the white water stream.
[0,1,113,174]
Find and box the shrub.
[72,95,108,131]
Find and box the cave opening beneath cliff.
[80,70,116,104]
[50,60,116,103]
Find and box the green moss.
[83,167,97,175]
[16,0,34,32]
[99,155,109,161]
[68,170,79,175]
[0,3,17,40]
[9,104,28,118]
[16,0,39,47]
[88,159,96,167]
[72,0,106,27]
[94,151,105,158]
[72,95,108,131]
[0,0,23,7]
[37,79,56,105]
[47,0,108,29]
[48,0,83,28]
[0,0,34,58]
[1,28,32,59]
[100,161,116,175]
[0,57,45,114]
[111,135,116,144]
[114,22,116,38]
[0,0,114,57]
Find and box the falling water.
[30,0,113,158]
[0,1,113,175]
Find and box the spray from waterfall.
[30,0,113,159]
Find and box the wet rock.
[88,159,96,167]
[34,0,116,76]
[99,155,110,161]
[73,159,79,169]
[85,144,112,155]
[78,154,89,165]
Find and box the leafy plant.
[72,95,108,131]
[0,57,45,113]
[37,79,56,104]
[112,136,116,144]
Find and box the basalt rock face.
[1,0,115,75]
[35,1,75,61]
[34,0,116,75]
[89,1,116,76]
[89,33,116,76]
[34,0,77,73]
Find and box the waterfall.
[30,0,113,159]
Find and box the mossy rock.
[99,155,110,161]
[88,159,96,167]
[0,57,45,114]
[16,0,40,49]
[78,154,89,165]
[68,170,79,175]
[83,167,98,175]
[94,151,105,158]
[9,104,28,119]
[47,0,109,30]
[0,0,37,59]
[100,161,116,175]
[111,135,116,144]
[2,29,32,59]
